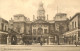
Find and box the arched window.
[16,26,21,33]
[1,23,4,31]
[5,26,6,31]
[75,21,76,28]
[44,29,47,34]
[33,29,36,35]
[37,28,43,35]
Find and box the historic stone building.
[8,14,32,45]
[1,2,80,45]
[7,2,55,45]
[63,13,80,44]
[7,2,70,45]
[0,17,8,44]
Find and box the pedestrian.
[69,41,70,44]
[75,42,77,47]
[40,41,42,46]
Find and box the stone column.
[7,35,11,45]
[47,38,49,45]
[55,36,57,43]
[76,32,78,42]
[48,36,51,45]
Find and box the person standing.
[40,41,42,46]
[75,41,78,47]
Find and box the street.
[0,45,80,51]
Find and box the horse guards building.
[0,2,80,45]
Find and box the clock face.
[39,12,44,16]
[38,10,44,13]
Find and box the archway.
[37,28,43,35]
[11,35,17,45]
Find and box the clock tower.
[37,2,45,20]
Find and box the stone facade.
[7,2,69,45]
[0,17,8,44]
[1,2,80,45]
[63,13,80,44]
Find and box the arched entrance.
[11,35,17,45]
[37,28,43,43]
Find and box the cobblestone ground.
[0,45,80,51]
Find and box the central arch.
[11,35,17,45]
[37,28,43,35]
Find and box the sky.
[0,0,80,21]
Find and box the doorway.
[11,35,17,45]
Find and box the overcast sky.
[0,0,80,21]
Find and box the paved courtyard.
[0,45,80,51]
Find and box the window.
[72,22,74,29]
[75,22,76,28]
[56,25,59,31]
[5,26,6,31]
[1,23,4,31]
[69,25,71,30]
[16,26,21,33]
[33,29,36,35]
[37,28,43,35]
[44,29,47,34]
